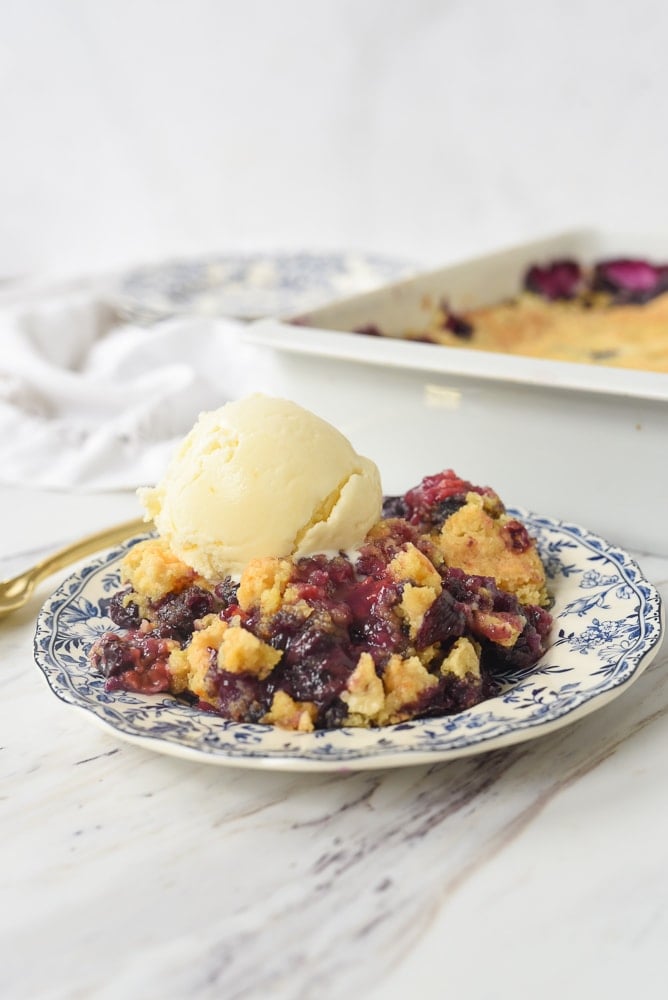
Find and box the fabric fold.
[0,284,280,491]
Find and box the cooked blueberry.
[414,670,491,718]
[382,495,409,519]
[153,586,221,639]
[429,496,467,528]
[279,647,355,706]
[90,632,172,693]
[416,589,466,649]
[484,603,552,673]
[106,588,141,629]
[90,633,135,678]
[210,670,268,723]
[214,576,239,607]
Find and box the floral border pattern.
[33,511,664,770]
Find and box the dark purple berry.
[153,586,221,640]
[441,304,474,339]
[90,632,172,693]
[592,258,668,303]
[524,259,582,300]
[382,495,409,519]
[416,589,466,649]
[214,576,240,608]
[106,588,141,629]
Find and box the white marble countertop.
[1,481,666,1000]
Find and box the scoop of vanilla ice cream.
[139,394,382,579]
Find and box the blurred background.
[2,0,666,282]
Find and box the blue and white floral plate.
[33,512,663,772]
[112,251,416,323]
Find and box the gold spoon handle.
[25,517,149,588]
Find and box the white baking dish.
[243,230,668,556]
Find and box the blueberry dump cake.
[359,256,668,372]
[91,458,552,733]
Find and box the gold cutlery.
[0,517,147,619]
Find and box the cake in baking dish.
[397,257,668,372]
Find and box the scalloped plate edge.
[32,511,664,772]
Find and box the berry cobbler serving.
[89,397,552,733]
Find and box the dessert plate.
[33,512,663,772]
[112,251,416,322]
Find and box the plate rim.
[112,249,417,322]
[33,510,664,772]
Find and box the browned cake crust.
[413,291,668,372]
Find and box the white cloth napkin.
[0,282,279,491]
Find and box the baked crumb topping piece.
[90,469,553,731]
[438,492,549,607]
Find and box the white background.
[2,0,667,281]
